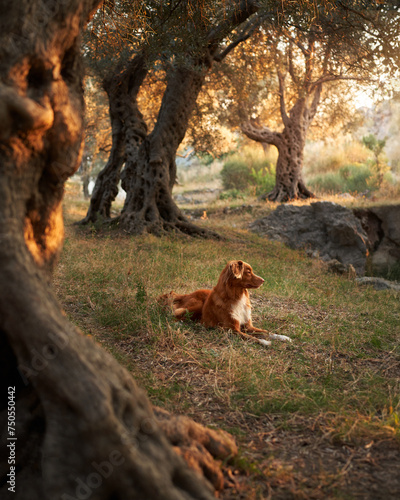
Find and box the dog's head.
[222,260,265,289]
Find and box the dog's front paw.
[269,334,292,342]
[258,339,271,347]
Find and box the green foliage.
[220,157,253,190]
[362,134,386,156]
[198,153,215,166]
[338,164,372,192]
[220,147,276,194]
[308,163,372,194]
[250,166,275,195]
[305,135,397,195]
[362,134,390,189]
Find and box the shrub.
[219,189,245,200]
[308,171,344,193]
[250,167,275,195]
[220,158,253,190]
[307,163,373,194]
[220,146,276,193]
[339,164,372,193]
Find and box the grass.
[55,181,400,498]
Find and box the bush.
[220,159,253,190]
[339,164,372,192]
[250,167,276,195]
[220,147,276,194]
[308,171,344,193]
[307,163,373,194]
[219,189,245,200]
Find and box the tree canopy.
[82,0,400,206]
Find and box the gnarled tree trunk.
[241,28,326,203]
[0,2,236,499]
[242,94,319,202]
[119,65,214,236]
[82,0,260,236]
[266,97,314,202]
[82,54,148,223]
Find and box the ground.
[55,180,400,499]
[117,332,400,499]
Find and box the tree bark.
[119,65,217,237]
[0,2,236,499]
[82,54,148,223]
[83,1,259,236]
[242,95,318,202]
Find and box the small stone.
[355,277,400,291]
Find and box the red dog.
[160,260,292,347]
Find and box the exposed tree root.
[154,406,238,491]
[261,180,316,203]
[118,208,221,239]
[0,303,234,499]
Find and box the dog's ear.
[230,260,244,280]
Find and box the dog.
[159,260,292,347]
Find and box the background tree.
[230,1,400,201]
[81,0,261,236]
[0,1,237,498]
[80,77,112,198]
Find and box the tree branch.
[213,14,262,62]
[277,70,290,128]
[303,36,316,89]
[281,27,309,57]
[206,0,259,58]
[241,121,281,148]
[309,74,376,90]
[306,82,322,124]
[287,40,300,87]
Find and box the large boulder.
[250,202,368,275]
[354,205,400,276]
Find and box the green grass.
[56,196,400,430]
[55,182,400,497]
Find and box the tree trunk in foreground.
[0,2,236,499]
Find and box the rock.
[326,259,357,278]
[174,193,193,204]
[355,277,400,291]
[250,202,368,275]
[354,205,400,275]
